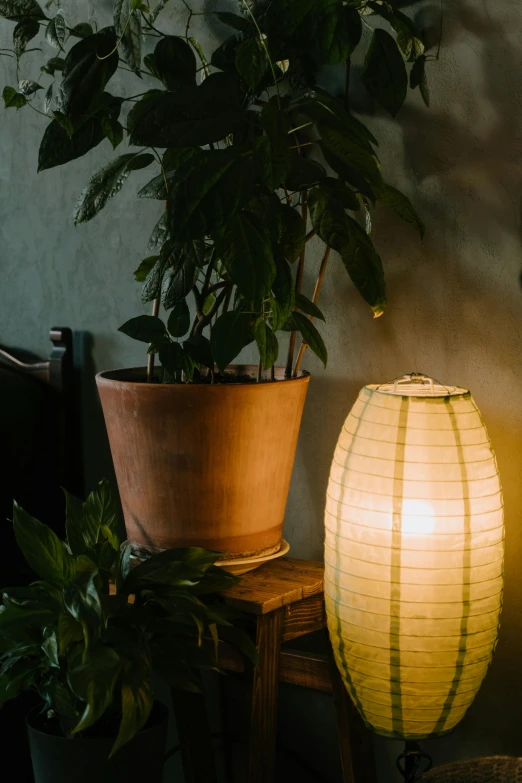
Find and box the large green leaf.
[318,123,383,196]
[158,341,189,377]
[0,601,55,633]
[73,153,154,224]
[316,4,361,63]
[295,292,325,321]
[255,319,279,370]
[288,312,327,367]
[13,502,73,586]
[367,2,424,61]
[69,644,121,733]
[38,94,122,172]
[381,183,425,238]
[279,204,306,263]
[13,17,39,57]
[271,251,295,329]
[161,261,197,310]
[154,36,196,91]
[210,312,254,374]
[111,660,153,756]
[148,211,170,252]
[214,211,275,305]
[0,0,45,20]
[141,256,167,304]
[57,28,119,119]
[167,149,247,240]
[308,186,386,316]
[235,37,266,90]
[128,80,245,148]
[318,177,360,211]
[118,315,167,344]
[285,155,327,191]
[134,255,158,282]
[293,88,378,149]
[114,0,141,75]
[2,86,26,109]
[361,28,407,117]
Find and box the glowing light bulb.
[401,498,436,535]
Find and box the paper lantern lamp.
[325,374,504,743]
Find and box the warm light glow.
[401,499,436,535]
[325,380,504,741]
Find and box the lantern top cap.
[370,373,469,398]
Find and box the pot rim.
[96,364,310,389]
[26,701,169,742]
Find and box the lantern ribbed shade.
[324,381,504,740]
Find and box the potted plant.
[0,480,256,783]
[0,1,428,565]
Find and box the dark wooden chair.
[0,326,82,782]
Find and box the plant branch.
[305,229,316,243]
[285,192,308,378]
[147,297,160,382]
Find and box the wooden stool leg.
[327,637,377,783]
[171,686,218,783]
[247,609,285,783]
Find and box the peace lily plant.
[1,0,428,383]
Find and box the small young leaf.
[295,293,325,321]
[2,86,27,109]
[210,311,254,374]
[167,299,190,338]
[13,17,39,58]
[41,56,64,76]
[361,28,408,117]
[134,255,159,282]
[291,312,328,368]
[118,315,167,344]
[380,183,425,238]
[70,22,94,39]
[235,37,266,90]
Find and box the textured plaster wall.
[1,1,522,779]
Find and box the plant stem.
[305,229,316,243]
[147,297,160,382]
[285,192,308,378]
[293,246,331,376]
[257,357,262,383]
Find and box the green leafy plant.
[0,0,429,381]
[0,480,256,755]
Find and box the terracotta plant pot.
[96,365,309,560]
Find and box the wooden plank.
[222,557,324,614]
[218,643,332,693]
[279,649,331,692]
[282,593,326,642]
[247,608,284,783]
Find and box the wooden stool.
[173,557,377,783]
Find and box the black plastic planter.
[27,701,169,783]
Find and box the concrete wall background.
[1,1,521,779]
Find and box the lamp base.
[396,742,432,782]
